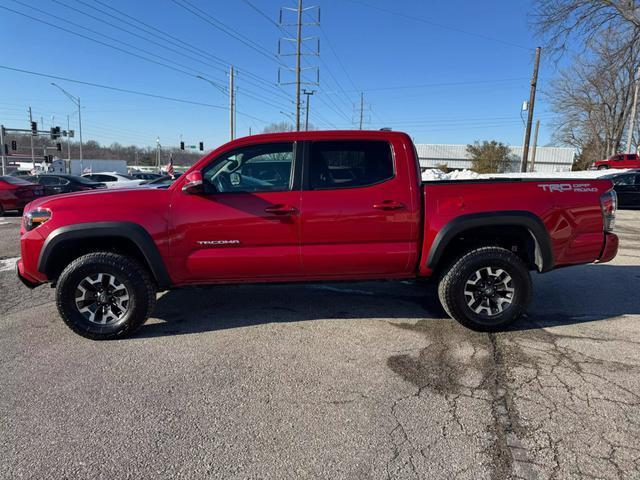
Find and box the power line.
[53,0,231,77]
[7,1,292,113]
[0,64,270,123]
[3,2,220,81]
[344,0,532,51]
[318,24,359,92]
[170,0,285,66]
[338,78,529,94]
[82,0,291,102]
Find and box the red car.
[592,153,640,170]
[16,130,618,339]
[0,176,44,216]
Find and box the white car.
[82,172,145,189]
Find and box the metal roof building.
[415,144,575,173]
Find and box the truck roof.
[233,129,410,143]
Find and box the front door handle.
[265,204,298,215]
[373,200,405,211]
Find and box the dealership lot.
[1,211,639,479]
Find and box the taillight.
[600,189,617,232]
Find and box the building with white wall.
[414,144,575,173]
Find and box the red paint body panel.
[16,130,618,288]
[418,179,614,276]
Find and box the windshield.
[0,176,33,185]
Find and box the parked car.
[602,170,640,209]
[0,176,44,215]
[24,174,106,196]
[17,130,618,340]
[141,173,182,188]
[9,170,34,177]
[82,172,145,189]
[130,172,163,181]
[592,153,640,170]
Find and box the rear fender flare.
[426,211,554,272]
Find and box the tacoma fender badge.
[197,240,241,246]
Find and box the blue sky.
[0,0,560,150]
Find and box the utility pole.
[359,92,364,130]
[78,96,84,172]
[278,2,319,128]
[156,137,161,173]
[626,65,640,154]
[521,47,541,172]
[303,89,315,131]
[530,120,540,172]
[229,66,235,140]
[66,115,71,168]
[28,107,35,170]
[295,0,303,131]
[0,125,6,176]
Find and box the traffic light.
[199,141,204,151]
[3,144,8,155]
[180,141,185,150]
[31,121,37,135]
[50,126,61,140]
[56,143,62,152]
[68,129,75,138]
[11,141,17,151]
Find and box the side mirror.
[182,171,204,195]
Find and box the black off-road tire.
[0,204,5,216]
[597,165,609,170]
[438,247,532,332]
[56,252,156,340]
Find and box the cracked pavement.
[1,210,639,479]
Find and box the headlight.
[24,209,51,231]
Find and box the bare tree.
[532,0,640,56]
[549,30,640,160]
[262,122,296,133]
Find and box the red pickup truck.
[16,130,619,340]
[592,153,640,170]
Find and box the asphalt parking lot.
[1,211,639,480]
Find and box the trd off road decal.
[538,183,598,193]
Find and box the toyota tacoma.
[16,130,619,339]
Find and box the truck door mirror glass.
[182,171,204,195]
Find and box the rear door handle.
[373,200,405,211]
[265,204,298,215]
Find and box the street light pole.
[51,83,83,173]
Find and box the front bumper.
[596,233,619,264]
[15,259,42,289]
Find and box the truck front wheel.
[56,252,156,340]
[437,247,531,331]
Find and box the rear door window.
[308,140,394,190]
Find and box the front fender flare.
[38,221,172,289]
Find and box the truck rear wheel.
[437,247,531,331]
[56,252,156,340]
